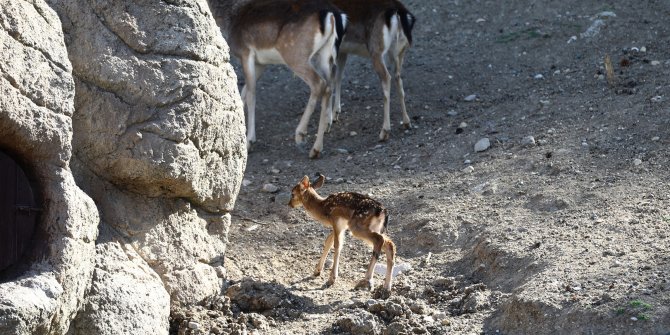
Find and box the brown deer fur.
[208,0,346,158]
[330,0,416,141]
[289,174,396,291]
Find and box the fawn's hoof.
[355,279,372,290]
[309,148,321,159]
[313,269,322,277]
[326,277,336,287]
[402,122,411,130]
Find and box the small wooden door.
[0,150,40,272]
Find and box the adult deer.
[330,0,416,141]
[208,0,346,158]
[288,174,396,292]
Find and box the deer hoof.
[313,269,322,277]
[309,148,321,159]
[402,122,411,130]
[355,279,372,290]
[379,129,390,142]
[326,277,336,287]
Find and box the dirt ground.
[172,0,670,334]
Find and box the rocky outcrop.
[0,0,245,334]
[0,1,99,333]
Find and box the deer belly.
[254,48,284,65]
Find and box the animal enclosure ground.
[175,0,670,334]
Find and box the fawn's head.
[288,174,326,208]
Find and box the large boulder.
[0,0,99,334]
[0,0,245,333]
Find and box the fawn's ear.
[312,174,325,189]
[300,175,310,189]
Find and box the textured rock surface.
[0,0,245,333]
[0,1,99,334]
[68,238,170,334]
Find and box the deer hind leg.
[371,53,392,142]
[333,53,348,124]
[356,232,385,290]
[241,54,266,149]
[327,226,346,286]
[314,231,334,276]
[391,45,410,129]
[383,236,396,291]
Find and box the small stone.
[459,122,468,128]
[651,60,661,66]
[464,94,477,102]
[633,159,642,166]
[270,168,281,174]
[462,166,475,173]
[464,159,472,165]
[349,131,358,136]
[188,321,200,330]
[433,312,448,321]
[640,46,647,53]
[442,319,451,326]
[651,96,662,102]
[474,138,491,152]
[242,179,252,187]
[475,18,486,23]
[335,148,350,154]
[262,183,280,193]
[631,317,638,321]
[534,74,544,79]
[652,136,660,141]
[447,110,458,116]
[521,136,536,147]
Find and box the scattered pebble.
[567,35,577,44]
[447,110,458,116]
[521,136,536,147]
[459,122,468,128]
[534,74,544,80]
[462,166,475,173]
[474,138,491,152]
[650,60,661,66]
[464,94,477,102]
[335,148,350,154]
[631,317,638,321]
[242,179,252,187]
[640,46,647,53]
[262,183,280,193]
[475,18,486,23]
[271,168,280,174]
[349,131,358,136]
[651,96,662,102]
[633,158,642,166]
[188,321,200,330]
[652,136,660,141]
[464,159,472,165]
[245,224,259,232]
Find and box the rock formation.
[0,0,245,334]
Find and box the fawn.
[288,174,396,291]
[330,0,416,141]
[208,0,346,158]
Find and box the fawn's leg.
[327,227,346,286]
[356,232,385,290]
[383,237,396,291]
[314,232,334,276]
